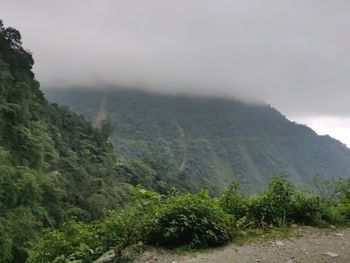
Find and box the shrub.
[27,187,164,263]
[290,193,328,226]
[149,191,232,248]
[98,203,159,251]
[244,175,347,227]
[27,220,103,263]
[334,188,350,223]
[246,175,295,227]
[219,182,247,219]
[27,178,350,262]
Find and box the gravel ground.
[134,227,350,263]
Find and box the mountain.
[2,20,349,263]
[0,22,135,262]
[45,88,350,194]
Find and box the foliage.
[1,20,350,263]
[149,191,232,248]
[311,175,348,200]
[28,188,232,262]
[0,165,63,262]
[28,175,350,262]
[221,175,349,228]
[46,87,350,195]
[219,181,247,219]
[115,160,158,191]
[246,175,295,227]
[98,187,164,252]
[26,220,103,263]
[0,20,133,262]
[290,193,330,226]
[336,180,350,222]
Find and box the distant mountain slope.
[45,88,350,193]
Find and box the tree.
[312,175,345,200]
[2,27,22,49]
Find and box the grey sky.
[1,0,350,144]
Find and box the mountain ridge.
[45,88,350,194]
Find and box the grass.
[232,226,296,245]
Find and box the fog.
[2,0,350,145]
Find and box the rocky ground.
[132,226,350,263]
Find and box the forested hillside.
[1,20,350,263]
[0,21,139,262]
[46,88,350,194]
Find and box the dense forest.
[0,21,149,262]
[46,88,350,194]
[0,21,349,263]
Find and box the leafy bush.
[219,182,247,219]
[27,187,164,262]
[245,175,295,227]
[290,193,328,226]
[335,185,350,223]
[27,220,103,263]
[99,187,163,251]
[149,191,232,248]
[221,175,348,228]
[28,177,350,262]
[240,175,349,227]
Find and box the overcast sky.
[1,0,350,146]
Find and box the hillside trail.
[134,226,350,263]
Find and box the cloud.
[2,0,350,118]
[294,116,350,147]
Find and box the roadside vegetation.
[1,19,349,263]
[28,175,350,263]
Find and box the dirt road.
[135,227,350,263]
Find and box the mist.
[2,0,350,144]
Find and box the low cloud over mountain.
[2,0,350,144]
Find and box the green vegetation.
[220,175,350,228]
[46,88,350,194]
[0,20,137,262]
[149,190,232,248]
[1,20,350,263]
[28,176,350,263]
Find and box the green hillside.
[45,88,350,194]
[1,20,350,263]
[0,21,136,262]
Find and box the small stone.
[335,233,344,237]
[286,260,293,263]
[92,249,116,263]
[324,252,338,257]
[291,224,298,228]
[172,261,178,263]
[275,241,284,247]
